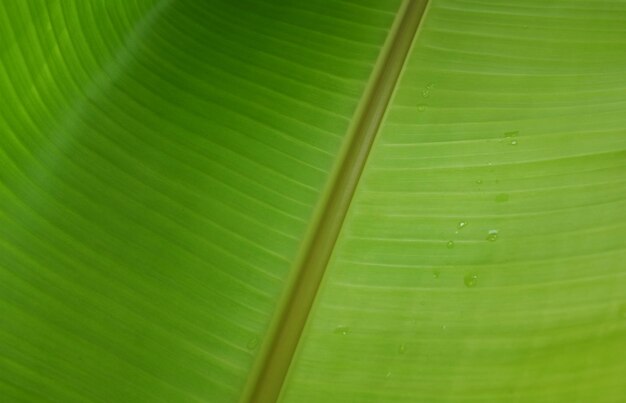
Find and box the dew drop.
[495,193,509,202]
[432,269,440,279]
[464,273,478,288]
[486,229,499,242]
[510,140,518,145]
[422,82,434,98]
[446,240,455,249]
[398,343,406,354]
[441,324,447,331]
[417,104,427,112]
[457,220,467,230]
[334,325,350,336]
[386,371,392,378]
[246,336,259,350]
[476,179,483,185]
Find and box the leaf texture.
[2,1,626,402]
[0,0,400,401]
[281,1,626,402]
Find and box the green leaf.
[0,1,400,401]
[1,1,625,403]
[282,1,626,402]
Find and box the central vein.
[241,1,431,401]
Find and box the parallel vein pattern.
[244,2,427,401]
[282,1,626,402]
[0,0,401,401]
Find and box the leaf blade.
[282,1,626,401]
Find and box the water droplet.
[504,131,519,138]
[398,343,406,354]
[334,325,350,335]
[486,229,499,242]
[432,269,440,279]
[446,240,455,249]
[464,273,478,288]
[417,104,427,112]
[495,193,509,202]
[422,82,434,98]
[476,179,483,185]
[246,337,259,350]
[457,221,467,230]
[386,371,392,378]
[510,140,518,145]
[441,324,447,331]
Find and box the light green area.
[2,1,626,402]
[0,1,400,401]
[282,0,626,402]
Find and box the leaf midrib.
[241,1,431,402]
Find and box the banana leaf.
[0,1,624,402]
